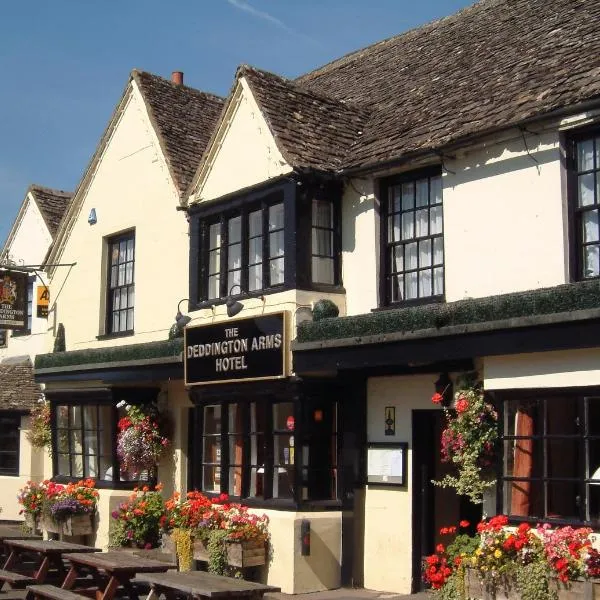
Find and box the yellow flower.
[494,549,502,558]
[475,548,483,556]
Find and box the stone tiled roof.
[0,357,42,410]
[134,71,225,194]
[240,66,370,172]
[29,185,72,237]
[292,0,600,171]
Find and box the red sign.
[286,416,295,431]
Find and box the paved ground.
[266,588,432,600]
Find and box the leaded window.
[0,413,20,476]
[312,199,336,284]
[107,232,135,333]
[383,170,444,304]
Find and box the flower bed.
[424,516,600,600]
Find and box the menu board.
[367,443,408,486]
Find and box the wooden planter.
[162,533,266,568]
[465,569,595,600]
[41,513,94,536]
[24,513,40,533]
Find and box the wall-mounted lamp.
[174,298,214,333]
[88,208,97,225]
[226,284,244,318]
[434,372,454,408]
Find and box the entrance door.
[411,410,482,592]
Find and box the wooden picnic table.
[60,551,172,600]
[0,525,40,558]
[2,539,100,589]
[138,571,280,600]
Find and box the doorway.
[411,410,482,592]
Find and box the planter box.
[41,514,94,536]
[24,513,40,533]
[465,569,595,600]
[162,533,266,568]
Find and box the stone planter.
[24,513,40,533]
[465,569,595,600]
[41,513,94,536]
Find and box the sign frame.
[367,442,408,487]
[184,310,289,387]
[0,269,28,331]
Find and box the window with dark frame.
[501,393,600,524]
[12,277,34,337]
[203,202,284,301]
[570,132,600,280]
[312,198,336,285]
[0,413,21,476]
[382,170,444,304]
[106,232,135,334]
[197,399,337,504]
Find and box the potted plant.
[109,484,166,549]
[431,377,499,503]
[116,401,170,479]
[162,491,269,574]
[26,399,52,455]
[41,479,98,536]
[17,481,47,532]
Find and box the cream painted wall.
[443,130,566,301]
[47,83,188,352]
[192,78,292,204]
[484,348,600,390]
[364,374,439,594]
[253,508,341,594]
[341,179,379,315]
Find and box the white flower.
[116,400,126,408]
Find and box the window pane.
[126,239,134,261]
[405,242,418,270]
[58,453,70,476]
[71,406,81,427]
[416,179,428,207]
[547,481,579,520]
[415,210,428,238]
[579,174,595,207]
[419,239,432,267]
[402,212,414,240]
[401,182,414,210]
[228,244,241,270]
[209,248,220,274]
[433,237,444,265]
[433,266,444,295]
[419,269,432,297]
[228,216,241,244]
[125,262,133,285]
[204,405,221,434]
[249,238,262,265]
[208,275,220,299]
[249,210,262,237]
[269,231,285,257]
[406,271,418,299]
[390,274,403,302]
[583,210,599,242]
[430,175,442,205]
[227,270,241,292]
[584,245,600,278]
[269,204,284,230]
[313,229,333,256]
[312,257,334,284]
[578,139,595,171]
[203,465,220,493]
[391,246,403,273]
[313,199,333,227]
[270,258,284,285]
[430,205,443,234]
[71,454,83,477]
[389,186,401,213]
[209,223,221,248]
[273,402,294,431]
[126,309,134,331]
[128,287,135,309]
[57,405,68,428]
[118,263,125,286]
[248,265,262,291]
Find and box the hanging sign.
[37,285,50,318]
[185,312,287,386]
[0,270,27,330]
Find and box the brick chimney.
[171,71,184,85]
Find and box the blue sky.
[0,0,472,250]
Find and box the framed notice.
[367,442,408,486]
[184,311,288,386]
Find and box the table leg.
[145,587,158,600]
[96,575,120,600]
[62,565,80,589]
[3,550,18,570]
[119,575,139,600]
[34,557,51,583]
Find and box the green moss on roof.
[35,338,183,371]
[296,280,600,344]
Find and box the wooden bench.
[25,584,90,600]
[0,569,37,589]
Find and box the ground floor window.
[502,392,600,523]
[0,412,20,476]
[196,397,337,504]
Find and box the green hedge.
[296,280,600,344]
[35,338,184,370]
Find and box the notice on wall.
[367,443,408,486]
[37,285,50,318]
[0,270,27,330]
[184,312,287,386]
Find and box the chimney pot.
[171,71,184,85]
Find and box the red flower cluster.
[432,392,444,404]
[476,514,508,532]
[455,396,469,413]
[424,545,452,589]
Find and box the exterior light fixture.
[226,284,244,318]
[434,372,454,408]
[88,208,97,225]
[174,298,214,333]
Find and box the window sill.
[96,331,135,341]
[373,295,445,311]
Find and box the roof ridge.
[296,0,493,83]
[131,69,224,102]
[28,184,73,197]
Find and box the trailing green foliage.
[36,338,183,370]
[297,280,600,343]
[516,560,558,600]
